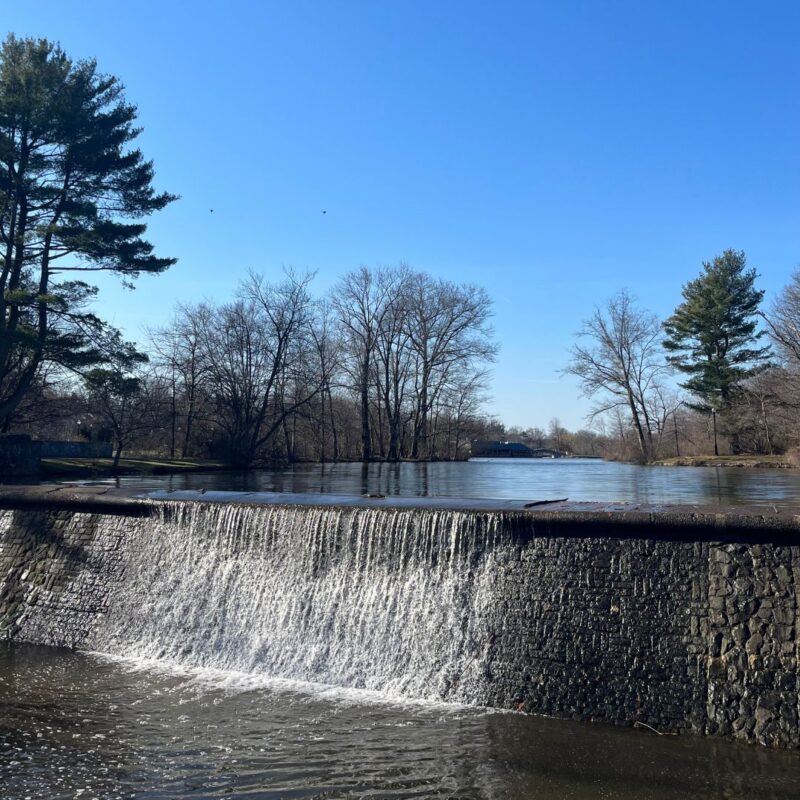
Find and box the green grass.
[40,456,229,478]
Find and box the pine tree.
[663,250,770,448]
[0,35,176,428]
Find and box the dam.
[2,485,799,748]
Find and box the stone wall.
[0,494,798,748]
[480,532,799,748]
[705,543,799,746]
[0,509,136,648]
[40,440,114,458]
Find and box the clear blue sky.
[6,1,800,430]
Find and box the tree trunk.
[411,382,428,460]
[360,358,371,461]
[761,400,773,455]
[169,372,177,459]
[626,388,649,461]
[327,386,339,461]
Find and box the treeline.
[18,266,498,466]
[565,250,800,463]
[0,36,498,467]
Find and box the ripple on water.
[2,643,800,800]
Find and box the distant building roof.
[470,440,535,457]
[470,441,564,458]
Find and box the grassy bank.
[652,455,797,469]
[40,456,229,479]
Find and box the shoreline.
[28,453,800,481]
[651,455,797,469]
[38,456,232,479]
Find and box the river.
[2,643,799,800]
[69,458,800,507]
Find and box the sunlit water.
[2,643,799,800]
[71,458,800,507]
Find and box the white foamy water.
[90,502,510,704]
[89,649,489,716]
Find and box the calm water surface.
[2,643,799,800]
[72,458,800,507]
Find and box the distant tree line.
[565,249,800,463]
[16,266,498,466]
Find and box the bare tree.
[405,274,497,459]
[148,303,212,458]
[547,417,570,453]
[331,267,396,461]
[438,367,491,459]
[83,350,158,468]
[306,301,343,462]
[763,270,800,365]
[199,271,322,467]
[646,386,684,457]
[372,267,414,461]
[565,290,664,462]
[759,271,800,448]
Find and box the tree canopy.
[0,34,175,428]
[662,249,770,414]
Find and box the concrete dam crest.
[0,487,798,748]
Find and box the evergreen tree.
[0,35,176,429]
[663,250,770,438]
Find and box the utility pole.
[711,407,718,456]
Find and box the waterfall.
[89,502,514,704]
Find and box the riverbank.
[40,456,229,478]
[37,456,484,479]
[652,455,797,469]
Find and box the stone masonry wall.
[0,509,135,648]
[481,536,710,735]
[479,531,800,747]
[705,543,799,746]
[0,503,798,748]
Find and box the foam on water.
[88,650,497,716]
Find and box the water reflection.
[61,459,800,507]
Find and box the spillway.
[1,487,799,748]
[90,502,505,703]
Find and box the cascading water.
[89,502,513,704]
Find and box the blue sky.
[6,1,800,430]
